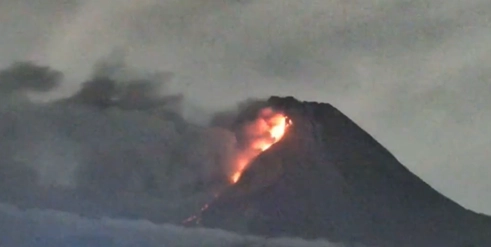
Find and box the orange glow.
[230,107,291,184]
[181,108,291,226]
[231,158,249,183]
[231,172,241,184]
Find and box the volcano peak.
[201,96,491,247]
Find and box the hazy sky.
[0,0,490,214]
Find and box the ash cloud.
[0,56,238,222]
[0,61,62,94]
[0,57,345,246]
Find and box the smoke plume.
[0,55,232,218]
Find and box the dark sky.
[0,0,490,214]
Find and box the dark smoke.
[0,55,242,224]
[60,50,179,113]
[0,61,62,94]
[0,61,63,105]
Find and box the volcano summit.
[200,96,491,247]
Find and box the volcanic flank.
[200,96,491,247]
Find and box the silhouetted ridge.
[201,96,491,247]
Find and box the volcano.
[200,96,491,247]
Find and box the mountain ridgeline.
[201,96,491,247]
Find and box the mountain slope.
[201,96,491,247]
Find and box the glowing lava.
[230,107,291,184]
[181,107,291,226]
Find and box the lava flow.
[230,107,291,184]
[182,107,291,226]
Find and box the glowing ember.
[230,107,291,184]
[231,158,248,184]
[231,172,241,184]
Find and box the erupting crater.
[229,107,292,184]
